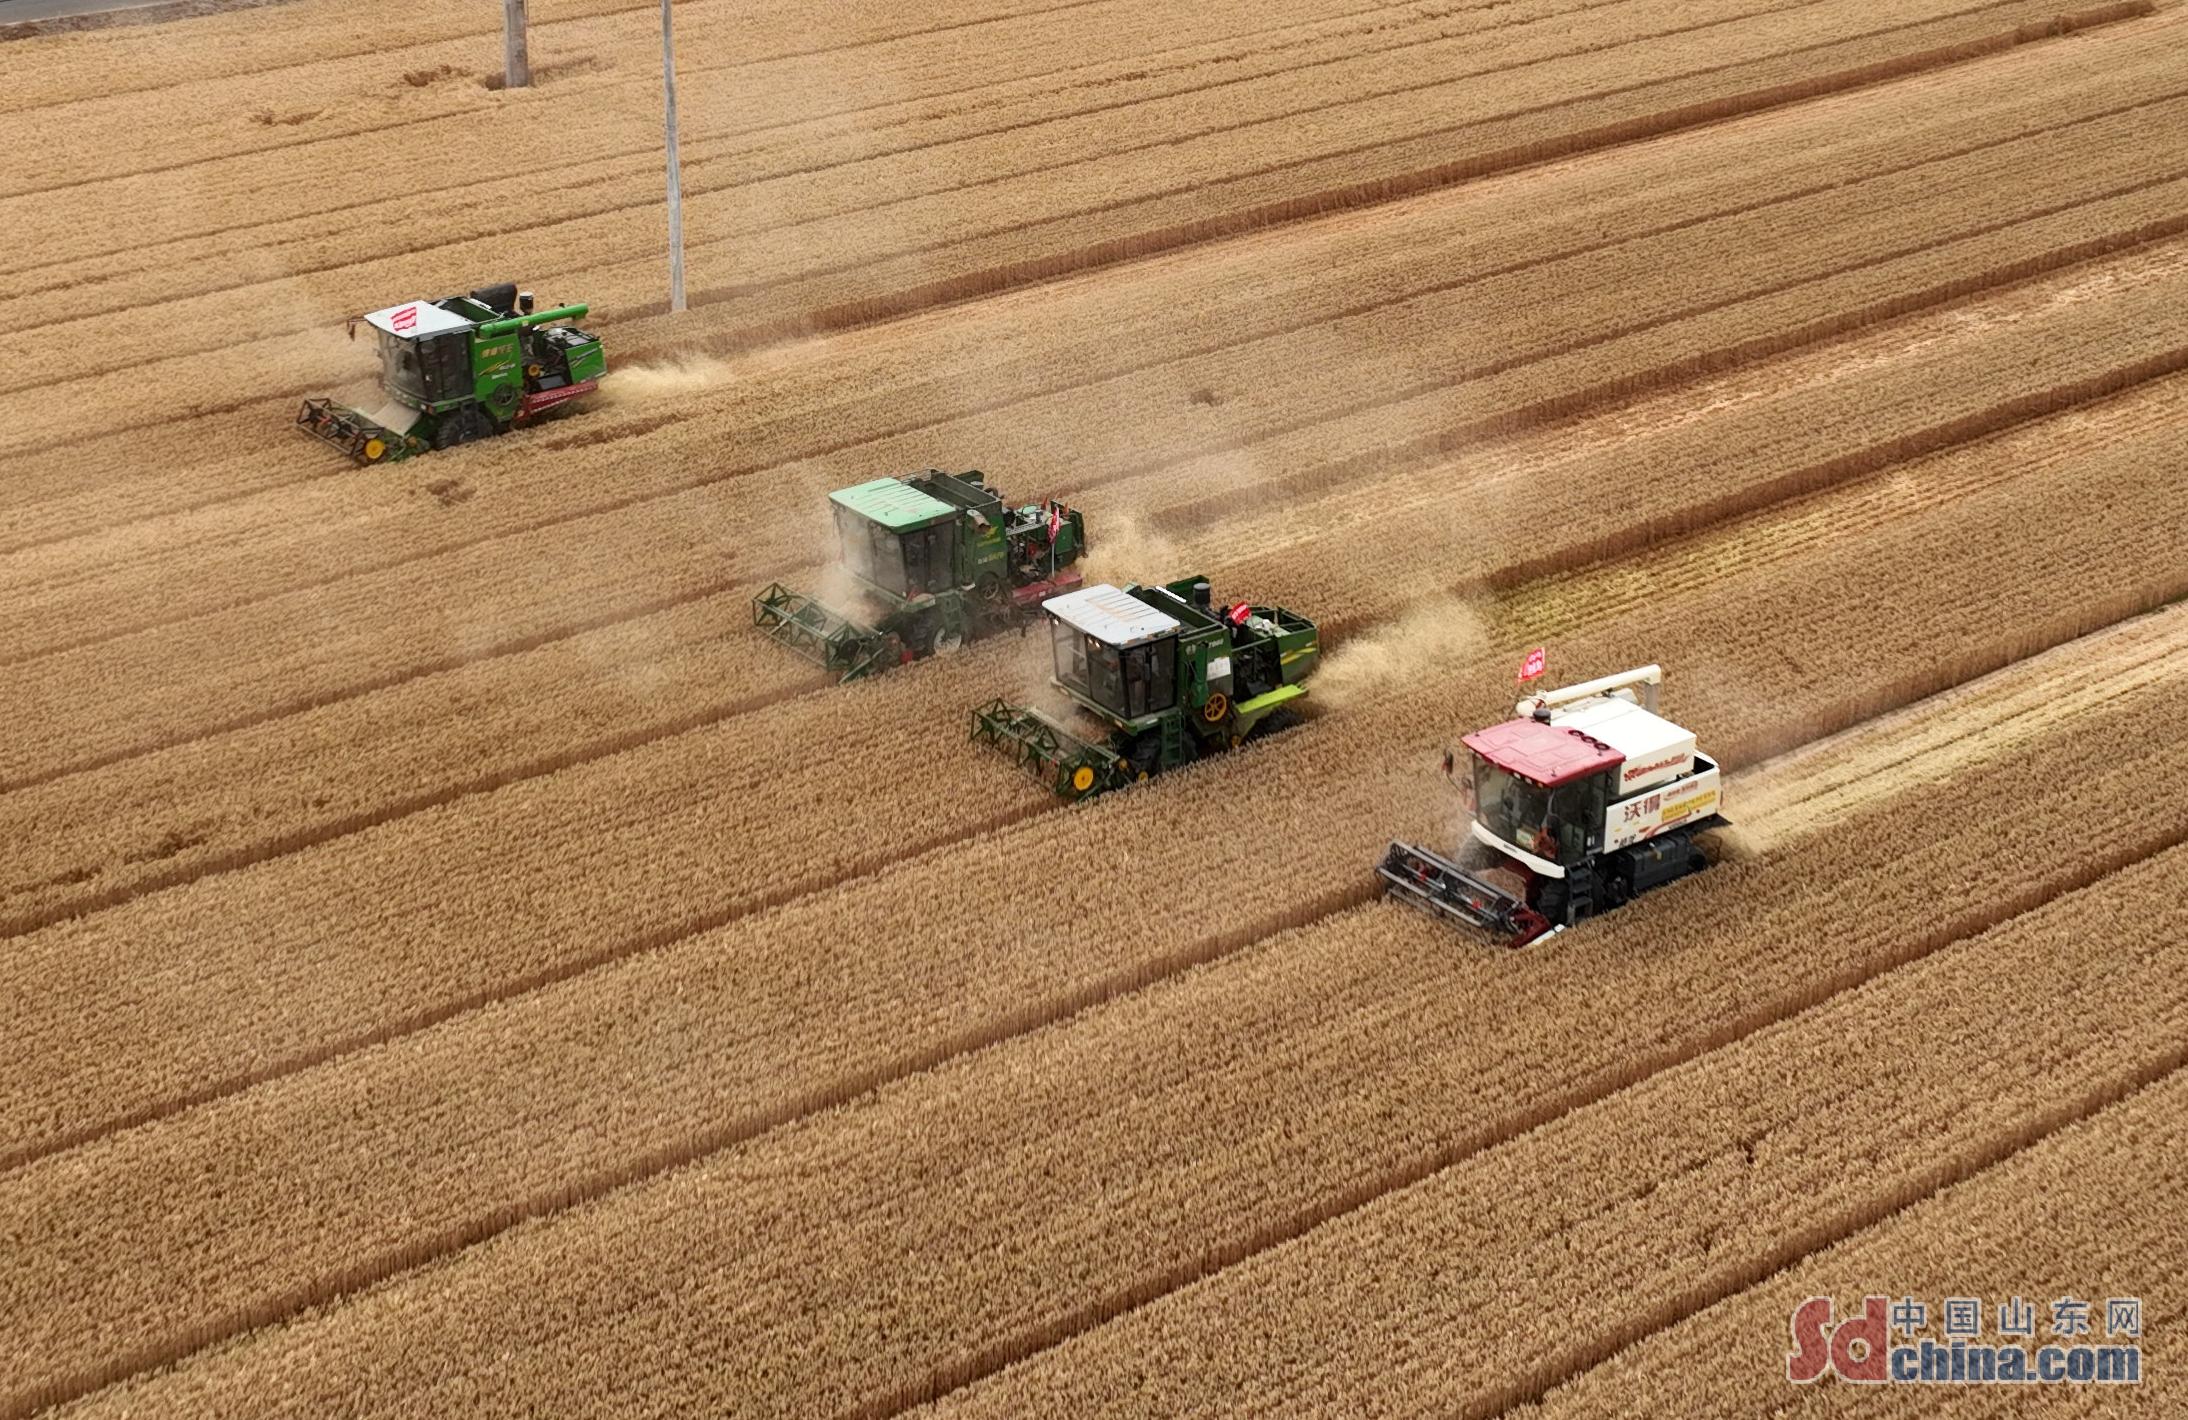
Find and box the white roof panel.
[362,301,474,339]
[1554,697,1695,792]
[1044,584,1180,647]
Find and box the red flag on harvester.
[1518,646,1547,683]
[1227,602,1251,627]
[1047,503,1062,540]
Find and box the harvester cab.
[971,576,1319,800]
[752,470,1086,682]
[297,283,605,465]
[1379,664,1725,947]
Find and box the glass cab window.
[378,330,472,403]
[1472,758,1608,865]
[1052,623,1176,720]
[379,331,426,400]
[834,508,955,598]
[899,521,955,596]
[1118,640,1176,718]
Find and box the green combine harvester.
[972,576,1319,800]
[297,282,605,465]
[753,469,1088,682]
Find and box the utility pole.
[502,0,531,88]
[661,0,687,313]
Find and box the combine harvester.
[1379,664,1724,947]
[297,283,604,464]
[754,470,1086,682]
[973,577,1318,800]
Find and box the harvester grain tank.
[972,576,1319,800]
[1378,665,1724,946]
[296,283,605,464]
[753,469,1086,681]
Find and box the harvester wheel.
[1201,692,1229,723]
[1069,765,1097,795]
[934,627,965,655]
[433,407,494,450]
[362,438,387,462]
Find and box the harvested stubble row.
[29,600,2188,1420]
[3,242,2184,938]
[1729,607,2188,848]
[3,0,1629,331]
[4,345,2183,1172]
[26,30,2188,627]
[910,843,2188,1420]
[6,431,2187,1414]
[0,0,2151,456]
[0,0,650,113]
[10,7,2178,527]
[1524,1072,2188,1418]
[11,55,2188,788]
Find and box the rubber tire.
[432,407,494,450]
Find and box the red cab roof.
[1463,717,1625,787]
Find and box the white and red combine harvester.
[1378,664,1725,947]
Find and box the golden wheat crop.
[30,611,2185,1420]
[9,0,2133,447]
[6,235,2184,940]
[7,428,2187,1416]
[18,55,2188,666]
[1525,1069,2188,1418]
[4,0,2185,1415]
[910,845,2188,1420]
[7,361,2185,1179]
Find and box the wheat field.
[3,0,2183,1414]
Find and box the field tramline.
[1,0,2182,1413]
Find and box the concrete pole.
[502,0,530,88]
[661,0,687,313]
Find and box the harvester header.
[1380,663,1724,946]
[754,469,1087,682]
[297,283,605,465]
[971,574,1319,800]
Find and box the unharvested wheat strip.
[0,0,1128,190]
[899,848,2188,1420]
[1164,238,2188,625]
[2,250,2177,920]
[0,0,1411,330]
[0,0,651,112]
[0,0,2009,372]
[1,389,2184,1348]
[24,627,2187,1420]
[4,250,2183,935]
[9,160,2188,798]
[6,17,2175,530]
[12,9,2179,525]
[0,0,1585,322]
[668,0,2162,341]
[0,0,1778,368]
[0,0,2148,455]
[11,86,2187,692]
[1523,1076,2188,1419]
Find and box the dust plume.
[1704,821,1770,864]
[599,354,736,407]
[1314,596,1490,711]
[1080,512,1182,586]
